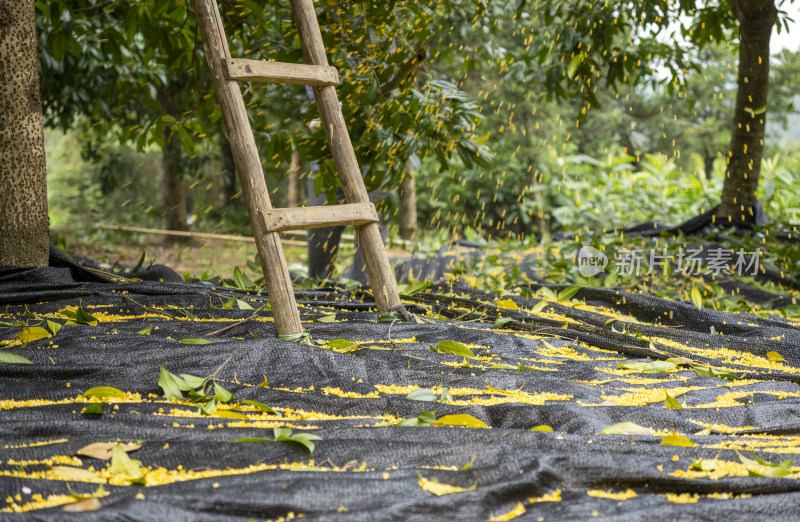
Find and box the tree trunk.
[399,165,417,240]
[288,150,301,207]
[718,0,777,225]
[219,133,237,206]
[702,150,715,180]
[157,88,187,231]
[0,1,49,266]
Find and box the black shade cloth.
[2,249,800,520]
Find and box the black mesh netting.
[2,245,800,520]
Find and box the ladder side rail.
[289,0,405,315]
[194,0,303,335]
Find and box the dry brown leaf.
[76,441,142,460]
[62,498,103,512]
[49,466,106,482]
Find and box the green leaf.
[213,410,248,419]
[689,459,718,471]
[434,340,475,358]
[494,317,514,329]
[530,425,553,432]
[278,332,310,342]
[279,432,322,455]
[642,361,677,373]
[568,52,586,78]
[232,266,254,289]
[110,444,144,481]
[766,351,785,362]
[222,297,235,310]
[314,314,337,323]
[557,285,582,302]
[535,287,556,300]
[690,286,703,310]
[179,373,206,389]
[736,451,793,478]
[158,365,189,400]
[661,434,696,447]
[47,320,62,336]
[14,326,51,343]
[180,338,214,345]
[495,298,519,310]
[75,306,99,326]
[692,365,742,380]
[617,360,676,373]
[84,386,126,399]
[137,325,154,335]
[396,410,437,426]
[235,427,322,455]
[398,280,431,296]
[213,382,234,403]
[665,356,693,366]
[0,352,33,364]
[407,389,438,401]
[531,301,548,313]
[664,392,683,409]
[236,299,254,310]
[198,399,218,415]
[430,414,489,428]
[599,422,654,436]
[81,403,105,415]
[132,251,146,273]
[328,341,360,353]
[239,399,281,416]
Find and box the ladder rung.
[259,203,378,234]
[222,58,339,86]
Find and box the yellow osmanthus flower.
[2,392,144,412]
[529,489,561,503]
[694,389,800,409]
[489,502,526,521]
[6,455,83,467]
[670,459,800,480]
[587,488,637,500]
[373,384,571,406]
[663,492,700,503]
[650,337,799,375]
[1,491,109,513]
[601,386,701,407]
[704,434,800,454]
[706,492,752,500]
[3,438,68,449]
[322,387,381,399]
[689,421,756,434]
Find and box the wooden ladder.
[193,0,407,336]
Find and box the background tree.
[517,0,794,226]
[0,1,49,266]
[36,0,492,234]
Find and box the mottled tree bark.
[0,1,49,266]
[718,0,777,225]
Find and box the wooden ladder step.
[259,203,378,234]
[222,58,339,86]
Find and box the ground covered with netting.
[2,244,800,520]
